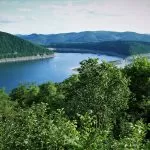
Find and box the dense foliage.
[0,31,53,59]
[18,31,150,45]
[47,41,150,57]
[0,57,150,149]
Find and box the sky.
[0,0,150,34]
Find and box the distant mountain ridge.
[17,31,150,45]
[0,31,53,59]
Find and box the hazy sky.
[0,0,150,34]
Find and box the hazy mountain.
[0,31,53,59]
[17,31,150,45]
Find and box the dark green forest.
[47,41,150,57]
[0,31,53,59]
[0,57,150,149]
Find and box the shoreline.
[0,54,55,63]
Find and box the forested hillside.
[47,41,150,57]
[0,31,53,59]
[1,57,150,149]
[18,31,150,45]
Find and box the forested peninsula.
[0,31,53,62]
[47,41,150,57]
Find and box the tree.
[112,121,148,150]
[0,89,16,119]
[124,57,150,101]
[123,57,150,122]
[65,58,130,129]
[0,103,81,150]
[10,84,39,107]
[37,82,64,110]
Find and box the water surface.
[0,53,121,92]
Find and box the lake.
[0,53,121,92]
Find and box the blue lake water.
[0,53,121,92]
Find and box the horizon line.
[10,30,150,35]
